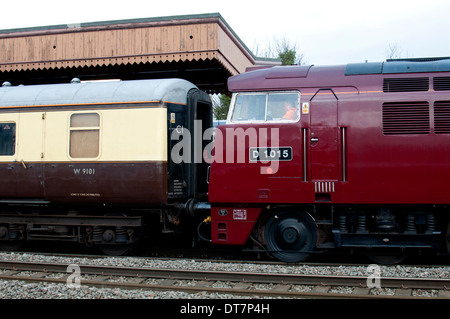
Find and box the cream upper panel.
[98,108,168,162]
[0,106,169,163]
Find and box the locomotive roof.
[228,57,450,92]
[0,78,197,107]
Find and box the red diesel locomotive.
[208,58,450,263]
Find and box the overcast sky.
[1,0,449,65]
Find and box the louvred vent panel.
[434,101,450,134]
[383,77,429,92]
[382,102,430,135]
[434,77,450,91]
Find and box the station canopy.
[0,13,279,93]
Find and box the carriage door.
[17,112,45,198]
[0,112,45,199]
[0,114,19,197]
[186,89,212,200]
[309,89,338,190]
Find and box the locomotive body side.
[208,60,450,262]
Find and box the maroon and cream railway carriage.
[208,58,450,263]
[0,78,212,254]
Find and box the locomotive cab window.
[0,123,16,156]
[230,91,300,123]
[69,113,100,158]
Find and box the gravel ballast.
[0,252,447,299]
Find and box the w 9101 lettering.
[74,168,96,175]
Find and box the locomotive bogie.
[331,206,442,250]
[210,203,446,262]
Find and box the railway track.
[0,259,448,299]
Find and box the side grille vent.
[383,77,429,92]
[433,77,450,91]
[382,102,430,135]
[434,101,450,134]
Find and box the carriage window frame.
[228,91,301,124]
[69,112,101,159]
[0,122,16,156]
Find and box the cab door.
[309,89,338,183]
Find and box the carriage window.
[69,113,100,158]
[0,123,16,156]
[230,92,300,123]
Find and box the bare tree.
[253,35,306,65]
[386,43,412,60]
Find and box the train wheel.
[0,224,24,251]
[264,210,317,263]
[0,240,24,251]
[93,226,135,256]
[446,222,450,255]
[97,244,134,256]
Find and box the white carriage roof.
[0,78,197,107]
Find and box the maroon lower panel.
[0,161,168,205]
[44,161,168,205]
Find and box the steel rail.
[0,260,448,292]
